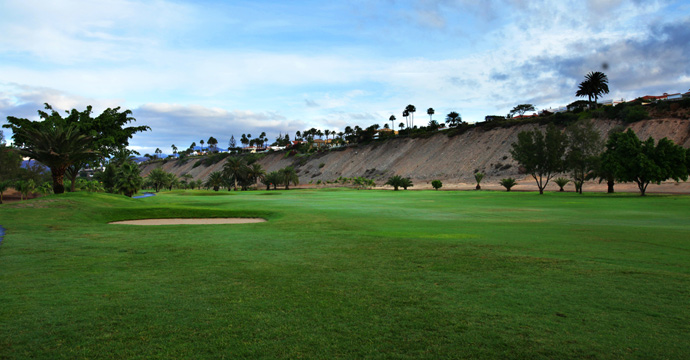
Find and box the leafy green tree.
[246,163,266,190]
[279,166,299,190]
[510,124,568,195]
[5,104,149,192]
[565,119,602,194]
[554,177,569,192]
[500,178,517,191]
[431,180,442,190]
[205,171,225,191]
[0,180,11,204]
[474,172,484,190]
[115,161,142,197]
[0,145,22,183]
[13,123,95,194]
[510,104,536,117]
[601,129,688,196]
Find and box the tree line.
[510,120,689,196]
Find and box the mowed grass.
[1,189,689,359]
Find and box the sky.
[1,0,689,155]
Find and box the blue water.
[133,192,156,199]
[0,225,5,246]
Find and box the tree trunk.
[539,188,544,195]
[607,178,615,193]
[67,165,79,192]
[51,167,66,194]
[475,184,481,190]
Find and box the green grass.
[1,189,689,359]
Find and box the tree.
[427,108,435,122]
[223,157,249,191]
[0,145,22,184]
[446,112,461,127]
[577,71,609,109]
[565,119,602,194]
[510,124,568,195]
[428,120,440,130]
[389,115,396,131]
[147,168,168,192]
[115,161,142,197]
[401,177,413,190]
[398,122,405,131]
[386,175,404,191]
[431,180,442,190]
[262,171,282,190]
[12,123,96,194]
[500,178,517,191]
[171,144,177,155]
[510,104,536,117]
[474,172,484,190]
[207,136,218,153]
[405,105,416,128]
[205,171,225,191]
[245,163,266,190]
[4,104,149,193]
[229,135,237,149]
[601,129,687,196]
[554,177,569,192]
[0,180,10,204]
[279,166,299,190]
[402,110,410,129]
[155,148,162,159]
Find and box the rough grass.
[0,189,689,359]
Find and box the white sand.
[110,218,266,225]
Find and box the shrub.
[554,177,570,192]
[500,178,517,191]
[474,172,484,190]
[431,180,442,190]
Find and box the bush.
[554,177,570,192]
[431,180,442,190]
[619,105,649,123]
[500,178,517,192]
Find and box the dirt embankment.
[141,118,690,190]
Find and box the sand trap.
[110,218,266,225]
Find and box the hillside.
[141,118,690,190]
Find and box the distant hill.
[140,118,690,187]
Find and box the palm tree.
[474,172,484,190]
[147,168,168,192]
[389,115,396,131]
[15,123,96,194]
[446,112,461,127]
[405,104,416,128]
[262,171,282,190]
[204,171,225,191]
[1,180,12,203]
[115,161,142,197]
[279,166,299,190]
[223,157,248,191]
[577,71,609,109]
[402,110,409,129]
[427,108,435,122]
[246,163,266,189]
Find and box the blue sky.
[1,0,689,155]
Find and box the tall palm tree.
[389,115,396,131]
[405,104,416,128]
[427,107,435,122]
[577,71,609,109]
[446,112,461,127]
[16,123,96,194]
[223,157,248,191]
[247,163,266,189]
[402,110,409,129]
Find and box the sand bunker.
[110,218,266,225]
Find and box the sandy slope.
[140,118,690,193]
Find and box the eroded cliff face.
[141,118,690,185]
